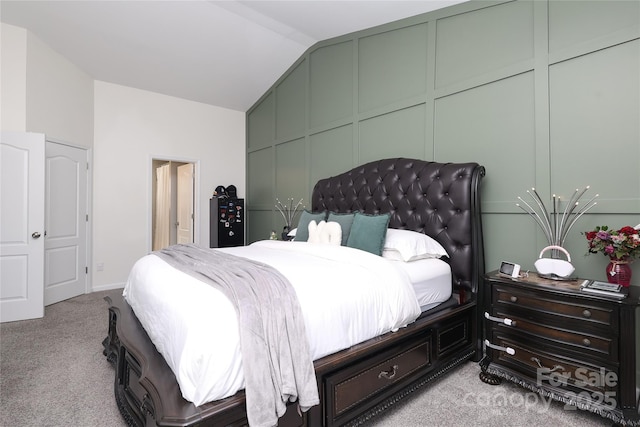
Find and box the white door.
[44,141,88,305]
[176,163,194,244]
[0,132,45,322]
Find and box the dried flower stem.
[275,198,305,228]
[516,186,597,248]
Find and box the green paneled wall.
[247,93,274,150]
[276,62,307,141]
[309,124,353,187]
[434,72,537,209]
[246,0,640,284]
[358,24,428,113]
[549,40,640,212]
[359,105,426,163]
[309,42,353,129]
[434,0,534,89]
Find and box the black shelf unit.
[210,197,244,248]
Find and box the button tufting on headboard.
[311,158,485,295]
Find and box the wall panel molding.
[246,0,640,284]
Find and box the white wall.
[1,23,27,130]
[2,22,247,292]
[25,29,94,147]
[1,23,94,145]
[93,81,245,289]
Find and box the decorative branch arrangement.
[275,198,305,228]
[516,186,598,248]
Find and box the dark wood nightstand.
[479,270,639,425]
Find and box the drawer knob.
[510,296,518,303]
[582,309,591,318]
[583,338,591,347]
[378,364,399,380]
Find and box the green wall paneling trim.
[247,147,273,207]
[309,41,353,129]
[247,209,275,244]
[275,138,306,203]
[549,40,640,213]
[435,0,534,89]
[548,0,640,54]
[359,105,426,164]
[358,23,428,114]
[245,0,640,280]
[434,71,536,207]
[276,60,307,141]
[309,124,353,194]
[247,92,274,150]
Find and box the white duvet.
[123,240,422,407]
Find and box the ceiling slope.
[1,1,467,111]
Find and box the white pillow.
[307,220,342,245]
[382,228,448,262]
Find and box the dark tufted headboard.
[311,158,485,297]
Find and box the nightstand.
[479,271,640,425]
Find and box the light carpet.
[0,290,611,426]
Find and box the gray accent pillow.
[346,212,391,256]
[327,212,355,246]
[294,210,326,241]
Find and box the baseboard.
[92,282,125,293]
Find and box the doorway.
[151,159,196,251]
[44,140,88,306]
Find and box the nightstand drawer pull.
[582,309,591,318]
[484,312,516,326]
[510,296,518,303]
[530,357,564,373]
[582,338,591,346]
[484,339,515,355]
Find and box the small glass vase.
[605,258,632,288]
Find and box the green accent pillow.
[346,212,391,256]
[327,212,355,246]
[294,210,326,241]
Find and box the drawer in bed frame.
[104,293,478,427]
[317,308,474,427]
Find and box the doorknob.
[32,232,41,239]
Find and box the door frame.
[46,137,92,298]
[149,155,199,252]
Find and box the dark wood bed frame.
[103,158,486,427]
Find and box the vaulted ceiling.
[1,1,466,111]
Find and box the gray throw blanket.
[155,244,319,427]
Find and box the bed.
[103,157,486,427]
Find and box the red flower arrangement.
[584,225,640,260]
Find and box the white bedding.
[123,240,449,407]
[389,258,452,308]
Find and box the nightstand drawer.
[493,284,618,332]
[490,333,618,396]
[491,311,617,361]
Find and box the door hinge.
[86,266,88,274]
[86,214,89,222]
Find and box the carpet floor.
[0,290,612,426]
